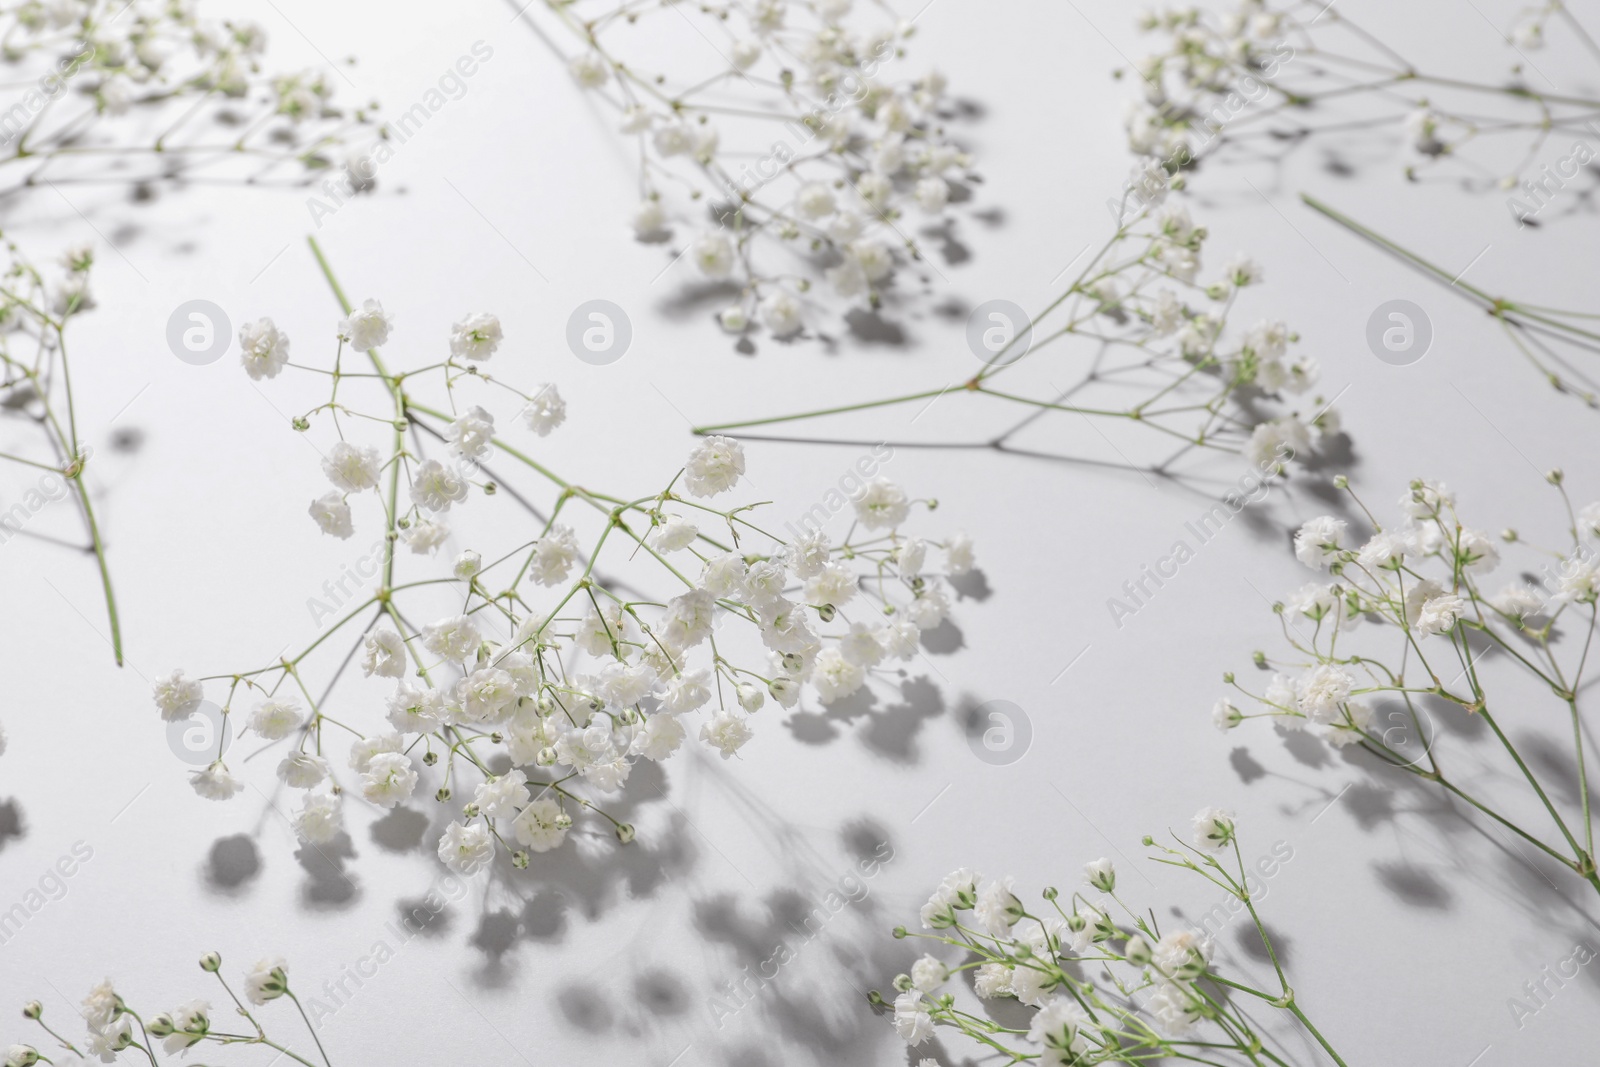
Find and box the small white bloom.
[449,313,502,362]
[1192,807,1236,851]
[247,699,302,741]
[339,298,393,350]
[292,792,342,843]
[684,435,746,497]
[239,318,291,380]
[529,524,580,586]
[437,821,494,874]
[1293,516,1347,570]
[362,628,407,679]
[693,232,735,277]
[446,406,496,460]
[321,441,382,493]
[308,492,353,539]
[278,752,329,789]
[759,290,803,336]
[853,478,910,529]
[512,796,568,852]
[700,711,753,758]
[422,614,480,661]
[153,669,204,721]
[191,761,243,801]
[568,51,608,88]
[522,384,566,436]
[410,459,470,512]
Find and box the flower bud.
[4,1046,38,1067]
[891,925,907,939]
[1125,935,1152,966]
[435,787,452,802]
[148,1014,176,1037]
[512,850,529,870]
[536,746,558,767]
[21,1001,42,1020]
[616,823,636,844]
[892,973,913,992]
[1084,857,1116,893]
[736,682,764,713]
[199,951,222,972]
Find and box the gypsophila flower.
[322,441,382,492]
[1294,516,1347,570]
[1192,807,1236,851]
[308,491,353,539]
[243,959,287,1004]
[190,761,243,801]
[292,793,342,843]
[683,436,745,497]
[881,824,1341,1064]
[449,312,503,361]
[523,385,566,436]
[171,260,974,876]
[339,298,392,350]
[239,318,291,380]
[438,820,495,874]
[247,699,302,741]
[153,670,204,721]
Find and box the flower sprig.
[0,0,376,200]
[525,0,975,341]
[153,237,975,874]
[876,810,1346,1066]
[1219,474,1600,898]
[0,238,118,658]
[7,953,332,1067]
[0,0,379,666]
[1125,0,1600,197]
[697,166,1340,472]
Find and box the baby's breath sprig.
[7,954,333,1067]
[1126,0,1600,198]
[697,170,1340,472]
[521,0,975,342]
[0,239,118,659]
[0,0,377,202]
[878,811,1347,1066]
[1218,475,1600,899]
[152,237,976,875]
[0,0,379,667]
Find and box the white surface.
[0,0,1596,1064]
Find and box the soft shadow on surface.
[785,673,947,765]
[202,833,261,895]
[0,799,24,854]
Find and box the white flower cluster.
[704,160,1338,467]
[1222,475,1600,900]
[546,0,974,340]
[8,955,318,1066]
[0,0,374,191]
[158,267,976,874]
[1125,2,1594,194]
[882,812,1344,1065]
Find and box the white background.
[0,0,1596,1064]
